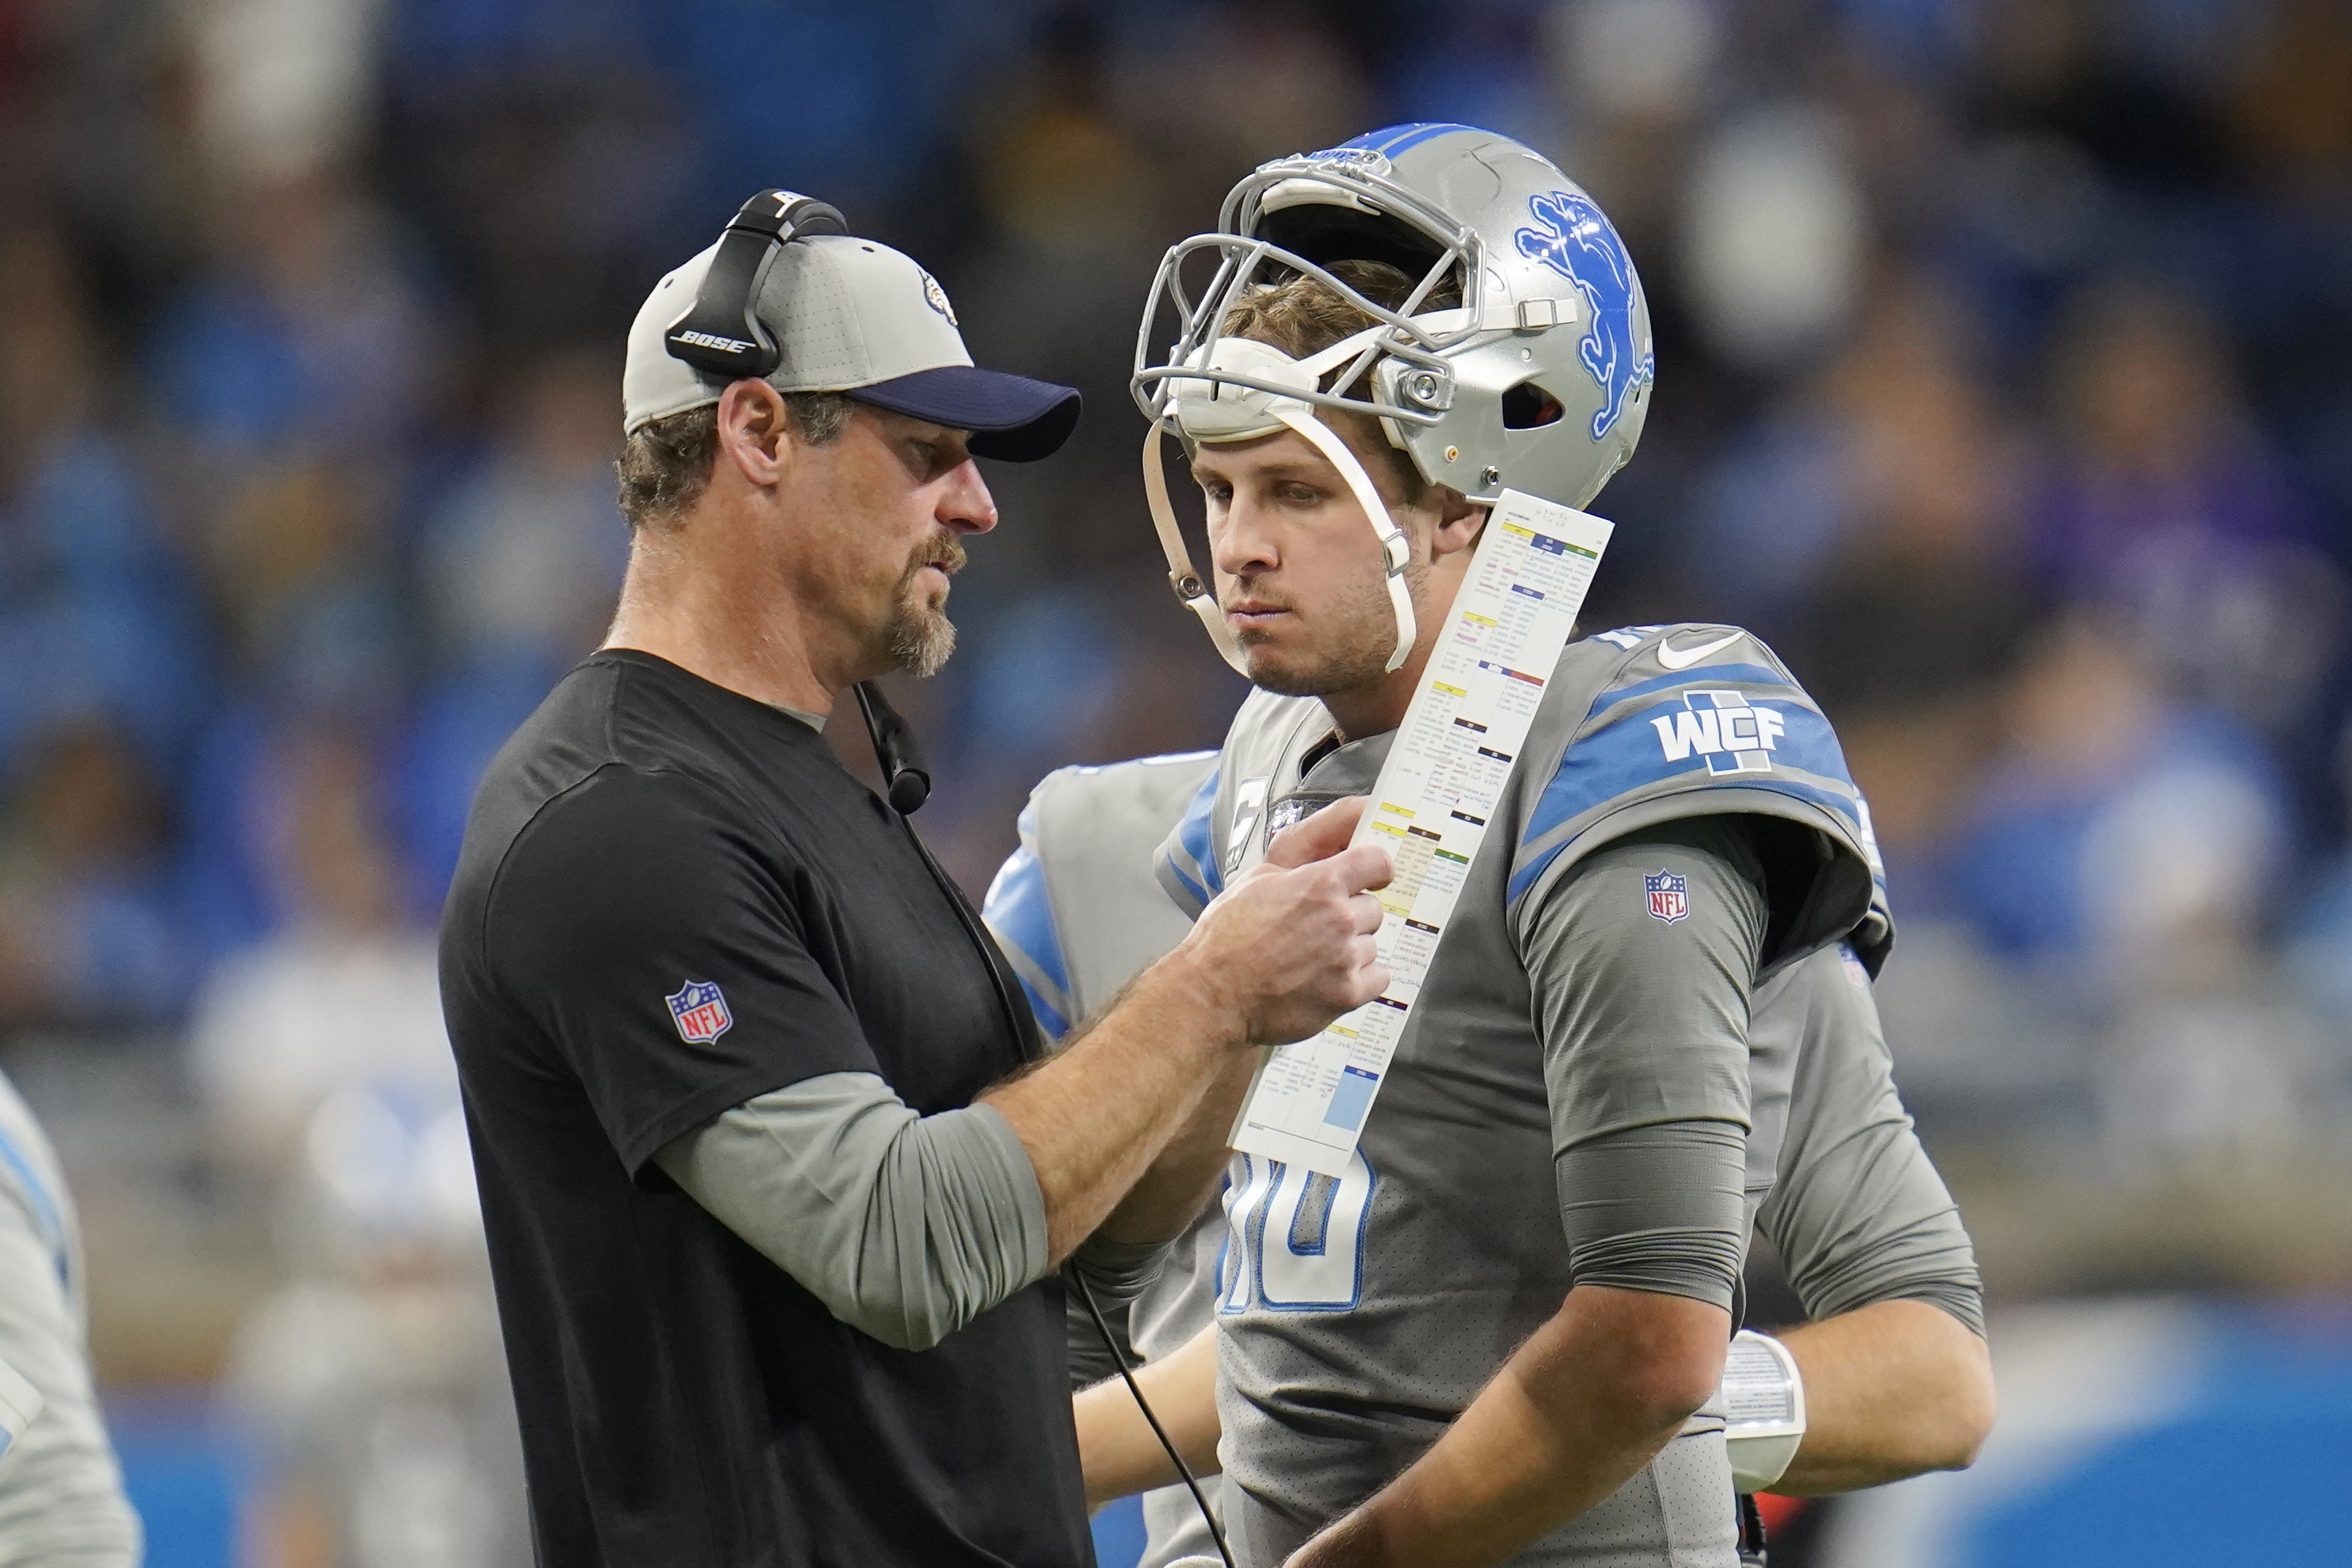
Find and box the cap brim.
[847,365,1082,462]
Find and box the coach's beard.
[887,530,967,678]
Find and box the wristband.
[1722,1329,1806,1492]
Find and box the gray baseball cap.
[622,235,1081,460]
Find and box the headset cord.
[858,683,1230,1566]
[1068,1266,1237,1568]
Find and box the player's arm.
[1770,1300,1991,1493]
[1288,820,1763,1568]
[1751,966,1993,1492]
[1074,1321,1223,1507]
[0,1105,141,1564]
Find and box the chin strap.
[1143,419,1250,675]
[1267,400,1417,672]
[1141,323,1421,677]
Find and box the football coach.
[438,192,1393,1567]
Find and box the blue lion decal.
[1513,190,1654,441]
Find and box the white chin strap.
[1144,330,1417,677]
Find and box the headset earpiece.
[664,189,849,379]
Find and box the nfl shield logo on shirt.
[667,980,733,1044]
[1645,870,1689,924]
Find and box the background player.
[983,753,1993,1568]
[1070,123,1984,1566]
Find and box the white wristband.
[1721,1329,1806,1493]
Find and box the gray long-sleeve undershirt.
[1756,950,1987,1337]
[653,1073,1054,1353]
[656,1071,1170,1353]
[1530,819,1771,1312]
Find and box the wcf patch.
[667,979,734,1044]
[1645,869,1689,924]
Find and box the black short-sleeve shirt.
[438,650,1090,1568]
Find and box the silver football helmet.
[1133,122,1656,673]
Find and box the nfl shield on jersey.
[1645,869,1691,924]
[665,980,733,1044]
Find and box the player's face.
[1194,428,1428,699]
[790,406,993,679]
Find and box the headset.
[663,187,848,380]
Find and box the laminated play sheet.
[1231,489,1612,1176]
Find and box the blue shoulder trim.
[982,810,1071,1040]
[1510,679,1860,906]
[1159,766,1224,911]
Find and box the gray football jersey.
[1154,624,1875,1561]
[989,647,1979,1568]
[982,751,1216,1041]
[1750,945,1983,1338]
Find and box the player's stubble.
[1235,549,1427,706]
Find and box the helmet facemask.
[1140,317,1433,678]
[1134,128,1654,675]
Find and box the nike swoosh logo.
[1655,631,1745,670]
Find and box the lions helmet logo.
[1513,190,1655,442]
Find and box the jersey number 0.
[1216,1151,1376,1312]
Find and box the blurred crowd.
[1,0,2350,1559]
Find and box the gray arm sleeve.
[1529,819,1770,1311]
[653,1071,1051,1352]
[1555,1121,1749,1308]
[1760,955,1986,1337]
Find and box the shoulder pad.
[988,753,1219,1039]
[983,795,1072,1040]
[1153,760,1225,918]
[1156,691,1329,915]
[1510,624,1876,961]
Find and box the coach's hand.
[1169,795,1393,1046]
[983,796,1392,1262]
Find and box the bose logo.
[675,330,753,353]
[1651,690,1785,776]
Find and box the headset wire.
[1070,1266,1236,1568]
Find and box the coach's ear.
[1428,486,1483,562]
[715,376,791,489]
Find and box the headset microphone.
[664,189,848,379]
[853,682,932,815]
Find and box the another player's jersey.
[1155,624,1876,1558]
[982,752,1212,1042]
[984,753,1230,1568]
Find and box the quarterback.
[986,753,1992,1568]
[1008,123,1986,1567]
